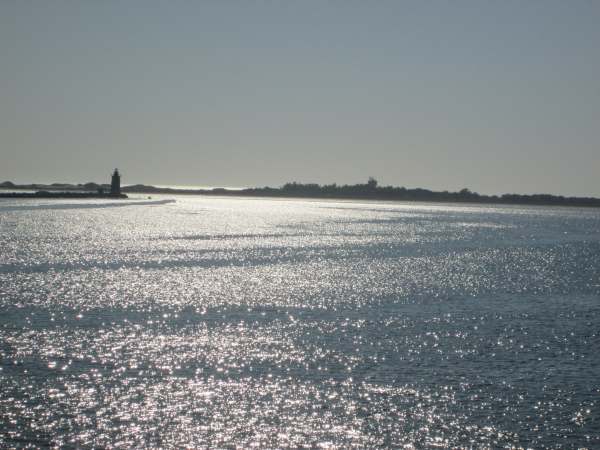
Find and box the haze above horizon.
[1,2,599,197]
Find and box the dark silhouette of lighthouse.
[110,169,121,195]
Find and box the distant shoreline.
[0,190,127,199]
[1,180,600,208]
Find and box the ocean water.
[1,195,599,448]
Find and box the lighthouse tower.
[110,169,121,195]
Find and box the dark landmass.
[2,178,600,207]
[0,191,127,199]
[0,181,113,192]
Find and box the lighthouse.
[110,169,121,195]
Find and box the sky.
[1,1,599,196]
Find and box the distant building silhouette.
[110,169,121,195]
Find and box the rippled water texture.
[1,196,599,448]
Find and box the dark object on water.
[111,169,121,195]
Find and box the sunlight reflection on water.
[1,196,599,448]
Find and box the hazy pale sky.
[1,1,599,196]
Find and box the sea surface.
[1,195,599,448]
